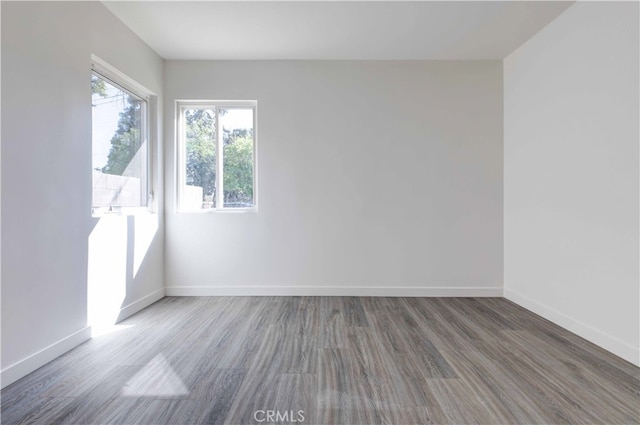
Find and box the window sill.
[176,207,258,214]
[92,207,154,218]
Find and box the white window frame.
[91,56,155,216]
[176,100,258,213]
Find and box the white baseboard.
[116,287,165,323]
[165,285,503,297]
[1,288,166,389]
[1,326,92,389]
[504,288,640,367]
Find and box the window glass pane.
[92,73,147,212]
[221,108,254,208]
[184,109,217,209]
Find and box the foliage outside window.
[179,103,256,211]
[91,71,149,215]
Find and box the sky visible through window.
[222,109,253,134]
[92,83,125,170]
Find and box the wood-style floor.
[2,297,639,424]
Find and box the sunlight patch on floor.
[121,354,189,397]
[91,324,135,338]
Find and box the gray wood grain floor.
[2,297,638,424]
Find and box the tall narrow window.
[91,69,149,215]
[178,102,256,211]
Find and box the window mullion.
[179,106,186,210]
[216,107,224,209]
[142,101,149,208]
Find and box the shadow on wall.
[87,214,158,335]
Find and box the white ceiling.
[103,1,573,60]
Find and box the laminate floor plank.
[403,298,481,353]
[502,330,639,423]
[186,368,247,425]
[444,297,519,332]
[317,348,360,411]
[368,306,457,379]
[441,348,551,424]
[0,359,80,411]
[359,296,396,313]
[273,374,317,425]
[48,366,143,425]
[471,338,595,424]
[427,378,496,425]
[78,396,144,424]
[2,296,638,425]
[284,296,320,340]
[81,397,195,425]
[2,397,79,425]
[364,308,414,356]
[39,360,121,398]
[244,324,317,376]
[318,297,348,349]
[490,298,640,402]
[346,327,396,378]
[342,297,369,327]
[392,322,457,379]
[428,297,504,349]
[208,299,276,369]
[482,298,639,376]
[271,296,302,326]
[222,373,280,425]
[529,326,640,396]
[212,328,266,370]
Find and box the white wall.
[504,2,639,365]
[164,61,503,296]
[1,2,165,387]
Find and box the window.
[177,102,257,211]
[91,61,151,215]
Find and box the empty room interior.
[1,1,639,424]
